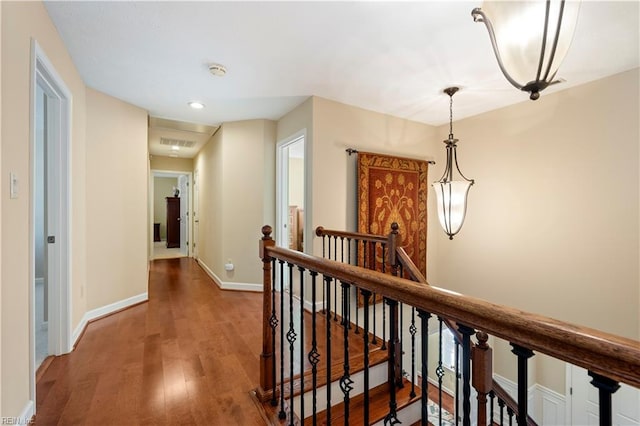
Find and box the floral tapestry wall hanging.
[358,152,429,276]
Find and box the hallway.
[35,258,264,425]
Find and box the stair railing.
[257,224,640,426]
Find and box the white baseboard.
[71,292,148,347]
[293,293,325,313]
[493,374,566,425]
[197,258,263,292]
[16,399,34,424]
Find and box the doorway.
[150,170,192,259]
[568,365,639,425]
[276,131,308,291]
[30,41,72,403]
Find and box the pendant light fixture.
[432,87,474,240]
[472,0,581,100]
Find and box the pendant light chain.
[449,93,454,140]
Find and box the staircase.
[253,224,640,426]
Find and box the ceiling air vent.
[160,138,196,148]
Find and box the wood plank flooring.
[35,258,265,425]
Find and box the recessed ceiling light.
[208,63,227,77]
[188,101,205,109]
[171,146,180,151]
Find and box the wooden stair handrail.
[315,226,388,244]
[261,243,640,389]
[491,381,537,426]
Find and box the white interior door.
[31,41,72,405]
[570,365,640,425]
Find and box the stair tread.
[277,346,388,399]
[305,378,420,425]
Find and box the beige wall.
[194,126,223,277]
[312,96,439,255]
[153,177,177,240]
[429,69,640,392]
[150,155,193,172]
[194,119,276,285]
[1,1,88,416]
[86,88,148,311]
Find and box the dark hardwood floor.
[35,258,265,425]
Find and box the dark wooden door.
[166,197,180,248]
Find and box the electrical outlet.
[9,173,18,199]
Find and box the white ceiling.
[45,1,639,155]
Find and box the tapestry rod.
[345,148,435,164]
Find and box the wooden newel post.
[388,222,400,275]
[472,331,493,426]
[257,225,276,402]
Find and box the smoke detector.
[208,63,227,77]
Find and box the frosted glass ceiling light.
[433,87,474,240]
[472,1,581,100]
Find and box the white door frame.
[30,40,72,404]
[149,170,193,259]
[193,169,199,259]
[276,130,310,251]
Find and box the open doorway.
[31,41,72,407]
[276,131,309,292]
[150,170,192,259]
[276,133,306,251]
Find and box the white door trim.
[275,129,311,253]
[149,169,193,259]
[30,39,73,405]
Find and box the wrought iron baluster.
[308,271,320,424]
[298,266,305,422]
[507,407,514,426]
[498,398,505,425]
[340,236,344,263]
[417,309,431,426]
[437,317,445,423]
[511,343,535,425]
[489,390,495,425]
[347,237,352,265]
[362,289,372,426]
[381,294,386,350]
[588,371,621,426]
[278,260,286,419]
[333,277,338,321]
[382,243,387,273]
[399,302,404,385]
[324,275,333,421]
[286,263,297,426]
[340,281,353,425]
[384,297,400,425]
[269,259,278,407]
[458,324,475,426]
[409,307,417,398]
[333,235,337,261]
[455,340,460,426]
[372,292,377,345]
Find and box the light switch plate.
[9,173,18,199]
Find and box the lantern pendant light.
[472,0,581,100]
[432,87,474,240]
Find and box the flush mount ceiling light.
[188,101,205,109]
[432,87,474,240]
[208,63,227,77]
[171,146,180,151]
[472,0,581,100]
